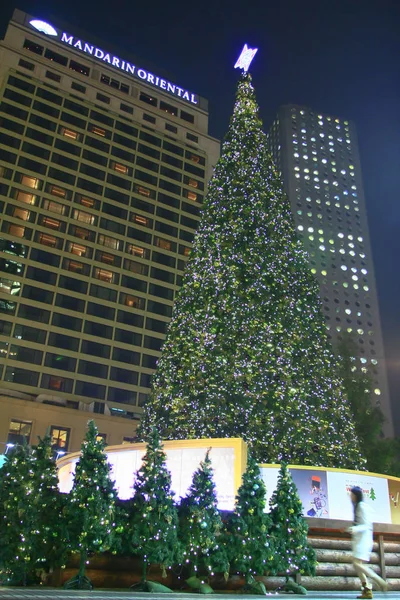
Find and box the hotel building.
[267,105,393,436]
[0,9,219,453]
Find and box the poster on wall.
[388,477,400,525]
[259,466,394,524]
[326,471,391,523]
[290,468,329,519]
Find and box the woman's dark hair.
[351,486,363,523]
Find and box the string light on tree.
[139,51,365,471]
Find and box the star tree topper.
[234,44,258,72]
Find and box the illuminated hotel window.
[68,242,87,257]
[43,199,66,215]
[49,185,66,198]
[112,162,128,174]
[125,259,148,275]
[0,278,20,295]
[137,186,151,197]
[98,234,119,250]
[61,127,79,140]
[47,376,68,391]
[50,426,70,451]
[183,246,191,257]
[122,293,145,309]
[73,226,91,240]
[7,419,32,445]
[97,251,115,265]
[65,259,85,274]
[188,178,198,188]
[90,125,106,137]
[8,225,25,238]
[73,209,95,225]
[155,237,172,251]
[77,195,96,209]
[39,233,57,248]
[94,268,113,283]
[21,175,40,189]
[132,214,150,227]
[13,207,30,221]
[186,191,197,201]
[127,244,148,258]
[16,191,36,205]
[42,217,61,230]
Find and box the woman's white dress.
[351,501,373,562]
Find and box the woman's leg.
[353,558,370,587]
[353,558,387,590]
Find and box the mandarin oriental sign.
[29,19,199,105]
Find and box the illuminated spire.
[234,44,258,72]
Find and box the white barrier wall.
[57,438,247,512]
[56,438,400,524]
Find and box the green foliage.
[139,72,365,470]
[0,437,66,585]
[129,427,180,580]
[227,454,274,582]
[31,435,67,574]
[67,420,116,582]
[180,450,228,578]
[337,334,400,476]
[0,443,36,585]
[269,463,316,578]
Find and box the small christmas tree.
[227,454,274,592]
[180,450,228,590]
[31,435,66,579]
[0,443,36,585]
[129,427,180,590]
[65,420,117,589]
[269,463,316,585]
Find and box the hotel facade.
[267,105,393,436]
[0,9,219,453]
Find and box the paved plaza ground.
[0,590,398,600]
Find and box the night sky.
[1,0,399,434]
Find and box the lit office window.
[21,175,40,189]
[61,127,79,140]
[7,419,32,445]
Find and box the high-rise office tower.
[0,9,219,453]
[267,105,393,436]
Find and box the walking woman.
[348,486,388,598]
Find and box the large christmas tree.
[139,69,364,469]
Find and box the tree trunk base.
[63,573,93,590]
